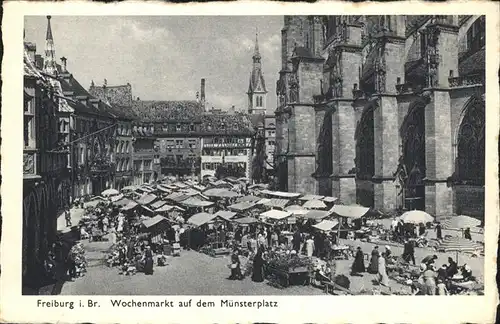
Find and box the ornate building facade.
[200,113,255,180]
[275,15,485,219]
[23,32,70,285]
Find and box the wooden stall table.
[331,245,350,260]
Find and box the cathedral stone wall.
[275,15,485,219]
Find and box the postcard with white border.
[1,1,499,323]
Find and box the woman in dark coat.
[143,246,154,275]
[367,246,380,274]
[229,250,243,280]
[351,247,366,275]
[251,246,265,282]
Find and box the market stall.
[265,251,314,287]
[329,205,370,239]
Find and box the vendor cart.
[266,265,312,287]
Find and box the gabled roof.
[199,113,255,136]
[59,73,114,118]
[89,84,133,107]
[132,100,203,123]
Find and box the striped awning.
[437,236,484,253]
[441,215,482,230]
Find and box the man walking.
[65,208,72,227]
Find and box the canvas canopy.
[234,216,259,224]
[156,185,171,193]
[303,199,327,209]
[299,194,325,201]
[150,200,167,210]
[260,209,292,220]
[188,212,224,227]
[181,197,214,208]
[204,188,238,198]
[142,215,168,229]
[263,198,290,209]
[173,182,189,189]
[312,219,339,232]
[113,197,131,207]
[305,210,331,220]
[137,194,157,205]
[215,210,237,220]
[165,192,190,202]
[102,188,120,197]
[121,201,138,211]
[329,205,370,219]
[260,190,302,199]
[228,201,258,212]
[155,204,185,213]
[285,205,309,215]
[322,196,338,203]
[121,185,138,192]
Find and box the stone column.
[425,90,453,216]
[373,36,405,212]
[373,96,399,211]
[332,100,356,204]
[288,104,317,194]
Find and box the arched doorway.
[401,103,426,211]
[355,105,375,207]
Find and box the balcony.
[448,74,484,88]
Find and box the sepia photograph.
[21,14,487,297]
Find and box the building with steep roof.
[90,80,205,182]
[247,33,268,115]
[199,113,255,179]
[275,15,485,220]
[89,82,137,189]
[23,31,70,289]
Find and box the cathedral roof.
[131,100,203,123]
[199,113,255,136]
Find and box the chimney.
[200,78,206,110]
[60,57,67,73]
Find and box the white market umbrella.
[441,215,482,230]
[398,210,434,224]
[101,188,119,197]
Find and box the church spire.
[253,30,261,61]
[247,28,267,115]
[44,15,57,76]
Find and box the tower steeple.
[247,30,268,115]
[253,31,261,62]
[44,15,57,76]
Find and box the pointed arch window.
[355,106,375,180]
[457,100,485,183]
